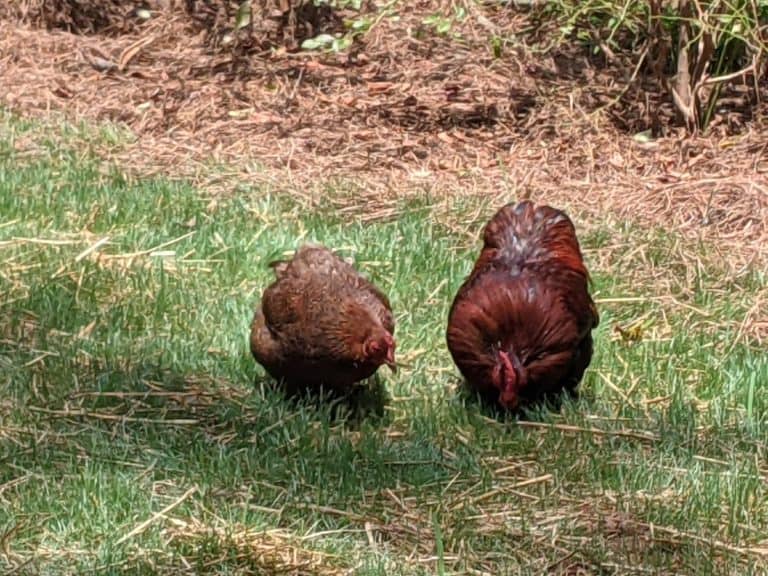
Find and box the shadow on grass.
[261,373,391,427]
[1,355,398,484]
[89,366,390,436]
[456,378,586,424]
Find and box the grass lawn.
[1,113,767,575]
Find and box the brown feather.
[250,244,396,391]
[447,201,598,410]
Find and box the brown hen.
[446,201,599,410]
[250,244,396,391]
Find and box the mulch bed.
[0,0,766,270]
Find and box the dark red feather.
[250,244,396,392]
[447,201,598,410]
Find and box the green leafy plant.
[235,0,251,30]
[301,0,396,53]
[490,34,503,58]
[301,32,353,52]
[538,0,768,132]
[640,0,768,132]
[422,4,467,37]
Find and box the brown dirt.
[0,2,767,270]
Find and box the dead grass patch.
[163,519,350,575]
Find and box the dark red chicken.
[446,201,599,410]
[250,244,396,391]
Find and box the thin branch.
[515,421,659,443]
[702,62,757,85]
[115,486,198,545]
[28,406,198,425]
